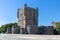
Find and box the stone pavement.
[0,34,60,40]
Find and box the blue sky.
[0,0,60,26]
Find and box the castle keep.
[17,4,38,34]
[6,4,54,35]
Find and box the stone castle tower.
[17,4,38,34]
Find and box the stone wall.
[17,4,38,34]
[7,26,20,34]
[38,26,54,35]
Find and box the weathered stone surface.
[12,26,20,34]
[38,26,54,35]
[7,27,12,33]
[17,4,38,34]
[7,26,20,34]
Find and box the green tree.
[56,22,60,34]
[0,22,18,33]
[53,29,58,35]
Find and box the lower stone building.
[38,26,45,34]
[7,25,38,34]
[44,26,53,35]
[12,26,20,34]
[20,25,38,34]
[6,25,54,34]
[38,26,54,35]
[27,25,38,34]
[7,27,12,33]
[7,25,20,34]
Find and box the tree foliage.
[0,22,18,33]
[56,22,60,34]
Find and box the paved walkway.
[0,34,60,40]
